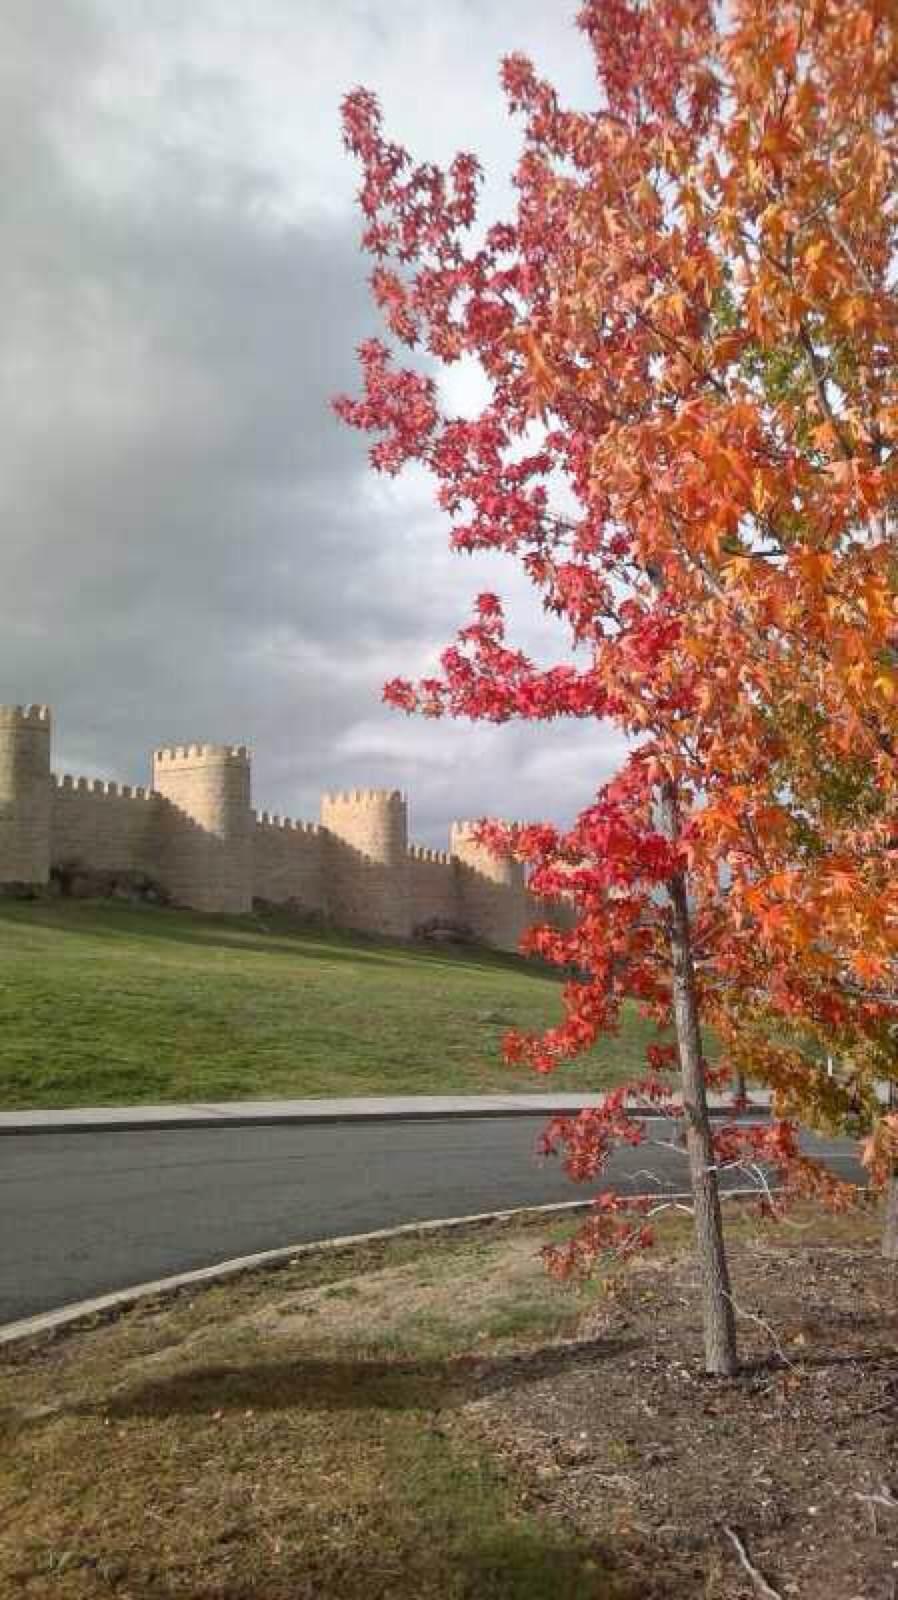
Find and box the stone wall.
[253,814,326,913]
[51,776,160,877]
[450,822,530,951]
[0,703,569,951]
[407,845,460,932]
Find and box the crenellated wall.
[407,844,458,931]
[253,813,326,913]
[0,703,568,951]
[52,776,160,877]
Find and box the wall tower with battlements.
[152,744,253,915]
[450,821,530,951]
[320,789,410,939]
[0,705,52,887]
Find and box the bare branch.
[797,321,854,461]
[826,217,880,298]
[723,1526,784,1600]
[723,1290,798,1371]
[854,1484,898,1511]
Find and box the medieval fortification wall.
[0,704,555,952]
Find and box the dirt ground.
[459,1214,898,1598]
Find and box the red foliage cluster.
[337,0,898,1264]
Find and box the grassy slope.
[0,899,665,1109]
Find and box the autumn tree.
[336,0,898,1371]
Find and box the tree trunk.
[883,1167,898,1263]
[659,782,739,1376]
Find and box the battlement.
[0,704,51,726]
[54,774,156,801]
[153,743,250,765]
[321,788,405,808]
[451,821,478,841]
[408,845,453,865]
[254,811,321,837]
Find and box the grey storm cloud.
[0,0,625,847]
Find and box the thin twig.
[826,217,880,297]
[723,1525,784,1600]
[797,321,855,461]
[854,1398,898,1420]
[854,1484,898,1511]
[592,1471,638,1494]
[853,1482,898,1538]
[723,1293,797,1371]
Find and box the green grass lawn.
[0,899,665,1109]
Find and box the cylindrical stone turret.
[450,820,528,951]
[0,705,52,887]
[152,744,253,913]
[320,789,410,938]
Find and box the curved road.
[1,1117,863,1325]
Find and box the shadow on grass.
[0,904,398,969]
[454,1528,626,1600]
[100,1336,640,1422]
[0,900,560,982]
[90,1526,627,1600]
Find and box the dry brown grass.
[0,1218,623,1600]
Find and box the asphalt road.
[1,1117,864,1325]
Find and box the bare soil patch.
[460,1210,898,1598]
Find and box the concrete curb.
[0,1188,775,1352]
[0,1199,605,1349]
[0,1094,771,1136]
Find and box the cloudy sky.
[2,0,625,846]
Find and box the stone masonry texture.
[0,705,562,951]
